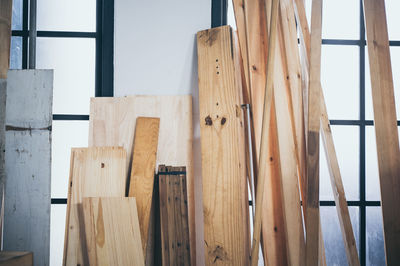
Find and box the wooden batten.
[0,0,12,79]
[82,197,144,266]
[363,0,400,264]
[128,117,160,264]
[63,147,126,266]
[197,25,250,265]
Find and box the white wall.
[114,1,211,265]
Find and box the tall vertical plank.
[4,70,53,266]
[82,197,144,266]
[197,25,250,265]
[128,117,160,262]
[158,166,191,266]
[305,1,322,265]
[89,95,196,266]
[363,0,400,264]
[63,147,126,266]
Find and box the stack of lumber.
[62,98,194,266]
[194,0,400,265]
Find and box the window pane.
[12,0,23,30]
[322,0,359,40]
[50,204,67,266]
[51,120,89,198]
[320,126,359,201]
[366,207,386,266]
[321,206,360,265]
[36,38,95,115]
[10,36,22,69]
[321,45,359,120]
[365,47,400,120]
[37,0,96,32]
[386,0,400,41]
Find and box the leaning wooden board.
[63,147,127,266]
[89,95,195,265]
[363,0,400,264]
[158,166,191,266]
[128,117,160,262]
[0,0,12,79]
[83,197,144,266]
[197,25,250,265]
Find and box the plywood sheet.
[128,117,160,262]
[197,25,250,265]
[89,95,195,265]
[63,147,126,266]
[83,197,144,266]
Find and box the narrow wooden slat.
[320,92,360,266]
[0,0,12,79]
[63,147,126,266]
[82,197,144,266]
[251,0,280,265]
[363,0,400,264]
[305,1,322,265]
[128,117,160,262]
[89,95,196,265]
[197,25,250,265]
[158,165,170,265]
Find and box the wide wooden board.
[197,25,250,265]
[128,117,160,260]
[63,147,127,266]
[363,0,400,264]
[89,95,195,265]
[83,197,144,266]
[159,166,191,266]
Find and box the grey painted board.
[0,79,6,232]
[3,70,53,266]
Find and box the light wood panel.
[89,95,195,265]
[82,197,144,266]
[0,251,33,266]
[363,0,400,264]
[0,0,12,79]
[159,166,191,266]
[305,1,322,265]
[197,25,250,265]
[128,117,160,261]
[63,147,126,266]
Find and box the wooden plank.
[0,251,33,266]
[250,0,280,264]
[158,166,191,266]
[63,147,126,266]
[363,0,400,264]
[89,95,196,266]
[197,25,250,265]
[0,0,12,79]
[82,197,144,266]
[305,0,322,265]
[128,117,160,261]
[4,70,53,266]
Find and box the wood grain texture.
[0,251,33,266]
[0,0,12,79]
[251,0,280,264]
[158,166,191,266]
[305,1,322,265]
[363,0,400,264]
[82,197,144,266]
[128,117,160,261]
[197,25,250,266]
[89,95,196,266]
[63,147,127,266]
